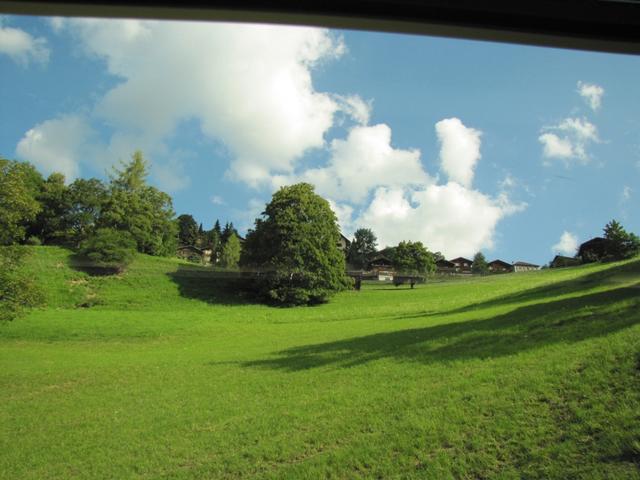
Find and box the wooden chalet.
[513,261,539,272]
[550,255,582,268]
[488,259,513,273]
[176,245,212,264]
[435,259,456,274]
[337,233,351,253]
[577,237,608,262]
[367,254,394,281]
[449,257,473,273]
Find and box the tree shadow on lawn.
[442,259,640,316]
[243,284,640,371]
[168,264,257,306]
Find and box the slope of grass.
[1,247,639,479]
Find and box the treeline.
[1,152,176,255]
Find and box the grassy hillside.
[1,246,639,479]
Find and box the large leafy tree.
[100,151,177,256]
[0,158,42,245]
[392,241,436,276]
[27,172,71,244]
[240,183,351,305]
[347,228,378,268]
[603,219,640,260]
[471,251,489,275]
[177,214,199,246]
[65,178,108,246]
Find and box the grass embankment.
[1,246,639,479]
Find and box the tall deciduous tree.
[392,241,435,276]
[177,214,199,246]
[100,151,177,256]
[471,251,489,275]
[0,158,42,245]
[241,183,351,305]
[65,178,108,246]
[347,228,378,268]
[27,172,71,244]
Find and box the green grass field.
[1,246,639,479]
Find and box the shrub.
[0,246,43,321]
[79,228,136,274]
[25,236,42,246]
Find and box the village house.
[488,259,513,273]
[550,255,582,268]
[366,254,395,281]
[577,237,608,262]
[513,261,539,272]
[435,258,456,274]
[337,233,351,254]
[176,245,212,264]
[449,257,473,274]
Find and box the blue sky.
[1,15,639,265]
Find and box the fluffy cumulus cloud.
[0,20,50,66]
[358,183,523,256]
[339,118,525,257]
[435,118,482,188]
[577,81,604,111]
[539,117,600,165]
[16,115,93,180]
[551,231,579,256]
[18,19,359,189]
[294,123,432,203]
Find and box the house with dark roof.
[366,254,395,281]
[337,233,351,253]
[550,255,582,268]
[449,257,473,273]
[435,258,456,274]
[488,259,513,273]
[577,237,609,262]
[177,245,212,264]
[513,261,539,272]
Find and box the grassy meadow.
[1,246,639,479]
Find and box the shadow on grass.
[443,259,640,316]
[167,264,256,306]
[243,284,640,371]
[68,253,122,276]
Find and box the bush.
[0,246,43,321]
[25,236,42,246]
[79,228,136,274]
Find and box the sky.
[1,14,639,265]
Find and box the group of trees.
[1,152,177,271]
[176,215,241,268]
[1,153,176,251]
[601,220,640,261]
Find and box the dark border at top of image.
[1,0,640,55]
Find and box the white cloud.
[0,22,49,66]
[334,94,372,125]
[210,195,225,205]
[539,117,600,165]
[356,183,525,256]
[46,18,346,188]
[551,231,579,256]
[435,118,482,188]
[577,81,604,111]
[621,185,632,202]
[296,123,431,203]
[16,115,93,180]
